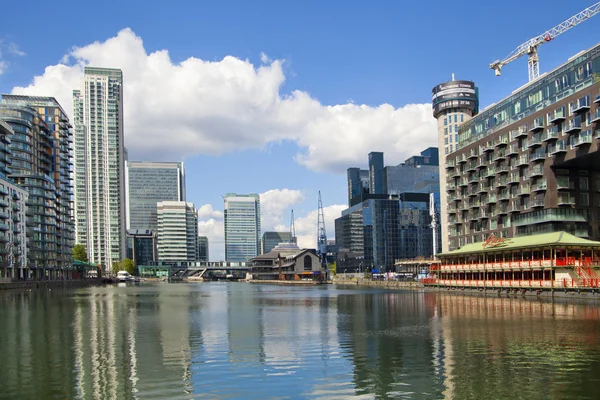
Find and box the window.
[303,255,313,271]
[449,125,453,133]
[445,138,448,145]
[455,124,458,132]
[454,115,458,123]
[455,134,459,142]
[444,127,448,135]
[581,177,589,191]
[449,136,452,143]
[445,148,449,155]
[581,193,590,207]
[444,118,447,126]
[450,145,453,152]
[461,114,464,122]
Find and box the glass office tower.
[126,161,186,231]
[224,193,261,262]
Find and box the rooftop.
[439,232,600,256]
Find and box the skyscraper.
[125,161,185,231]
[156,201,198,263]
[0,95,74,278]
[368,152,384,195]
[73,67,126,268]
[224,193,261,262]
[197,236,209,261]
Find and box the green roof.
[439,232,600,257]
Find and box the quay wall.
[0,279,103,291]
[333,278,424,290]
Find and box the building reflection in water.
[3,285,600,399]
[434,294,600,399]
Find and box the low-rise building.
[249,245,324,281]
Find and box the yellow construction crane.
[490,2,600,82]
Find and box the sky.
[1,0,599,260]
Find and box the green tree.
[121,258,136,276]
[72,244,88,262]
[112,260,122,274]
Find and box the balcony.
[508,173,520,184]
[479,210,491,219]
[448,206,458,214]
[542,130,559,142]
[487,194,497,204]
[497,178,508,188]
[457,154,467,164]
[549,140,568,155]
[572,99,590,114]
[482,141,495,152]
[0,187,8,196]
[549,107,566,123]
[556,176,572,190]
[557,194,575,205]
[478,183,489,194]
[497,191,510,201]
[516,155,529,166]
[531,199,545,208]
[529,117,545,132]
[594,94,600,104]
[591,110,600,124]
[467,148,479,159]
[0,222,8,231]
[493,150,506,162]
[468,173,480,184]
[497,205,509,215]
[509,202,520,213]
[506,144,520,156]
[458,177,468,187]
[565,120,582,134]
[484,167,496,177]
[495,136,508,147]
[573,130,593,147]
[496,165,509,174]
[468,187,478,197]
[527,135,543,148]
[0,199,8,208]
[0,211,8,219]
[532,180,547,192]
[517,185,531,196]
[476,158,487,169]
[529,165,544,178]
[447,182,456,191]
[530,149,546,162]
[469,199,481,208]
[445,159,456,169]
[466,161,478,172]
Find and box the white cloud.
[259,189,304,230]
[0,40,25,75]
[280,204,347,249]
[11,28,437,173]
[0,61,7,75]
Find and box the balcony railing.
[557,194,575,205]
[556,176,572,190]
[506,144,520,156]
[573,130,593,147]
[590,110,600,124]
[565,120,582,134]
[549,140,568,155]
[549,107,566,123]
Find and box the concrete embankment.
[333,279,424,290]
[0,279,103,291]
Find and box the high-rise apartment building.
[224,193,261,262]
[125,161,185,231]
[156,201,198,263]
[0,119,28,279]
[73,67,126,268]
[197,236,209,261]
[0,95,74,278]
[347,168,370,206]
[431,79,479,252]
[443,43,600,250]
[126,229,157,266]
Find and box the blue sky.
[1,0,599,259]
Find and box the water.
[1,283,600,399]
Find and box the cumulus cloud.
[291,205,347,249]
[11,28,437,173]
[259,189,304,230]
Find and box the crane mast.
[490,2,600,81]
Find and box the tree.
[72,244,88,263]
[121,258,136,276]
[112,260,122,274]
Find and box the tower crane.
[490,2,600,82]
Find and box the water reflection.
[1,285,600,399]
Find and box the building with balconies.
[0,119,28,280]
[445,43,600,250]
